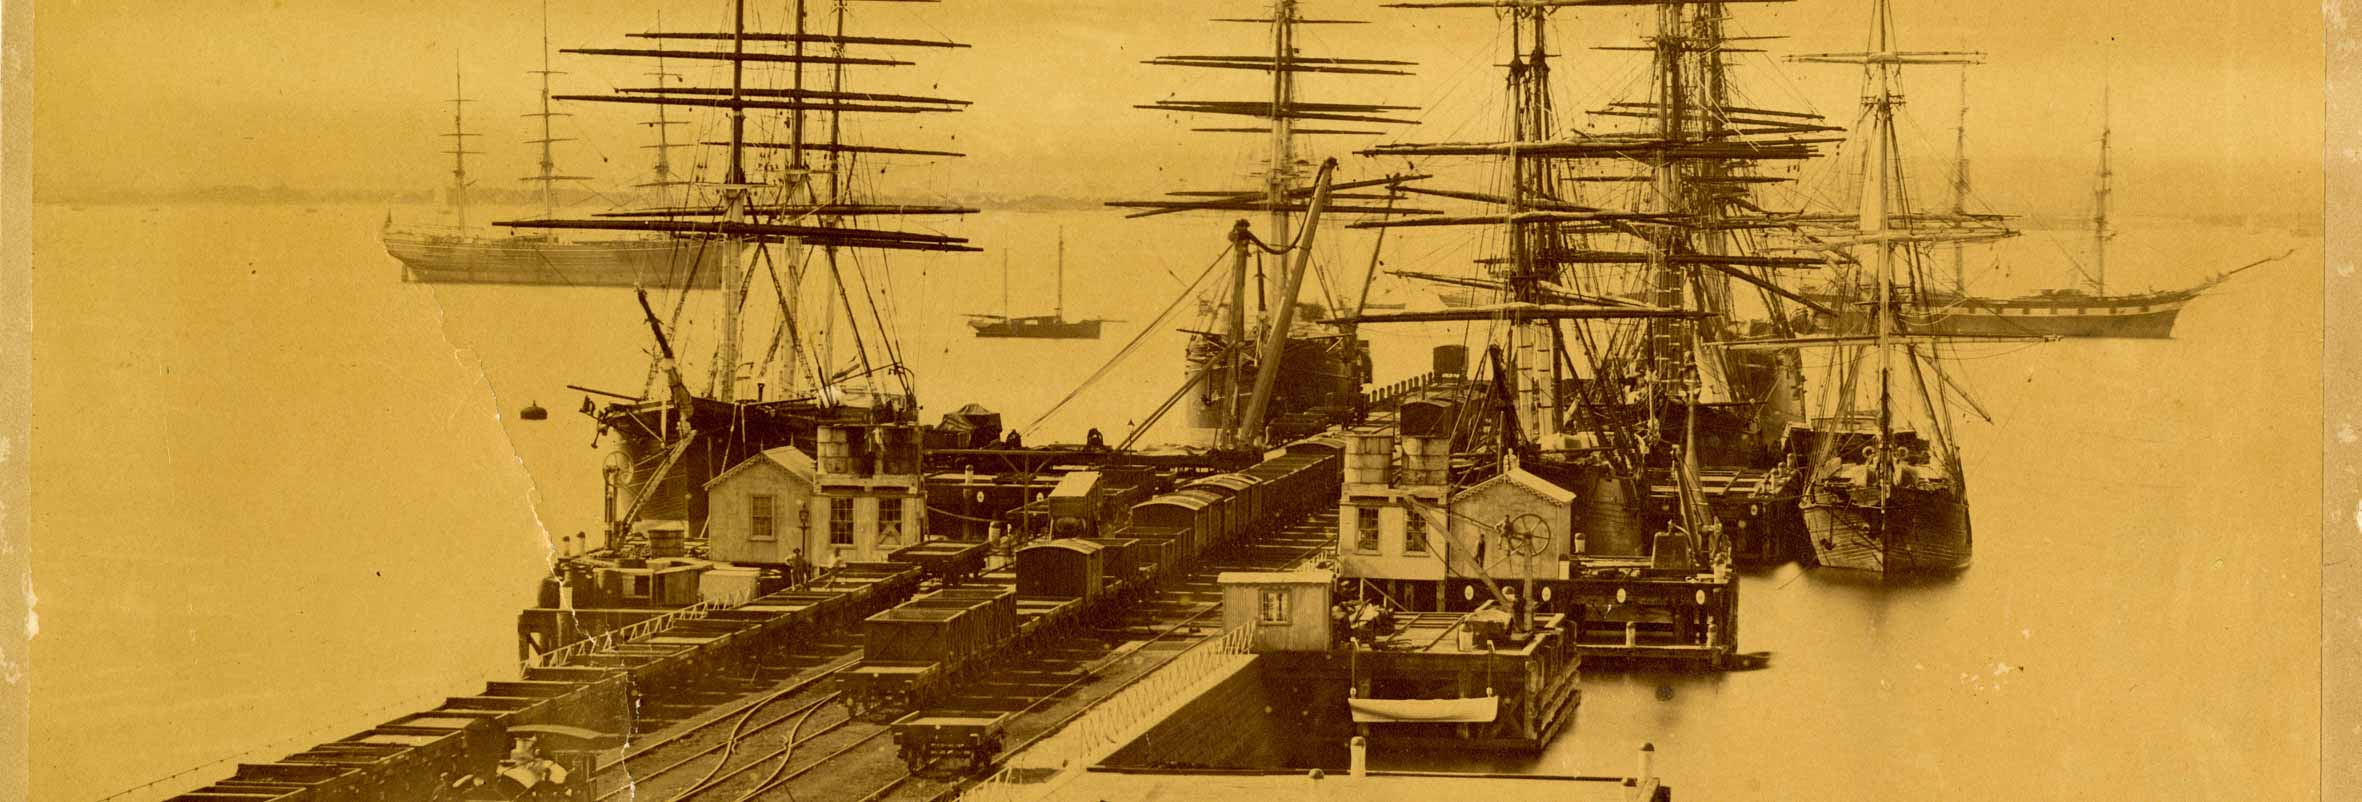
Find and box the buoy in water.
[520,402,548,421]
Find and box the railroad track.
[587,640,867,801]
[768,513,1338,802]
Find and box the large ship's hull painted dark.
[385,231,728,289]
[1800,482,1971,573]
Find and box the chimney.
[1348,736,1367,777]
[1637,742,1656,786]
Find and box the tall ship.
[1108,0,1419,451]
[1309,0,1860,682]
[1355,0,1835,568]
[383,11,730,289]
[1818,79,2284,339]
[496,0,977,558]
[1776,0,2014,574]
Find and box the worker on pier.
[787,548,811,590]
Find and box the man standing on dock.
[787,548,811,590]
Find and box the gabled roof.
[1451,468,1577,507]
[703,446,819,491]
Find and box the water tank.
[816,427,855,475]
[1344,430,1395,486]
[1401,436,1447,487]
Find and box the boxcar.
[1015,539,1105,601]
[1132,489,1223,557]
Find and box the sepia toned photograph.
[2,0,2344,800]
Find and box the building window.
[878,497,905,544]
[1404,510,1428,554]
[830,498,855,545]
[1259,588,1290,625]
[1355,507,1381,554]
[749,493,776,541]
[629,575,650,598]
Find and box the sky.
[27,0,2326,218]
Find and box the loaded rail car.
[167,562,925,802]
[166,448,1333,802]
[890,539,992,587]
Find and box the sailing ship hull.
[968,316,1104,339]
[1899,290,2195,339]
[1804,287,2199,340]
[385,232,728,289]
[1800,483,1971,573]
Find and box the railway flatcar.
[890,711,1009,777]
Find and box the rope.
[1022,244,1234,434]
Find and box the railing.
[1364,372,1438,408]
[518,587,754,673]
[957,624,1257,802]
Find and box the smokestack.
[1349,736,1367,776]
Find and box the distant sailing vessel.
[382,19,725,289]
[968,232,1109,339]
[1876,85,2282,339]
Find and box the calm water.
[30,203,2320,800]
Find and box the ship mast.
[1360,0,1835,452]
[2093,87,2114,295]
[496,0,980,410]
[1793,0,1981,485]
[1951,68,1970,292]
[637,12,689,206]
[1114,1,1423,449]
[443,56,479,230]
[524,1,587,220]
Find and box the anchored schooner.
[968,231,1111,339]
